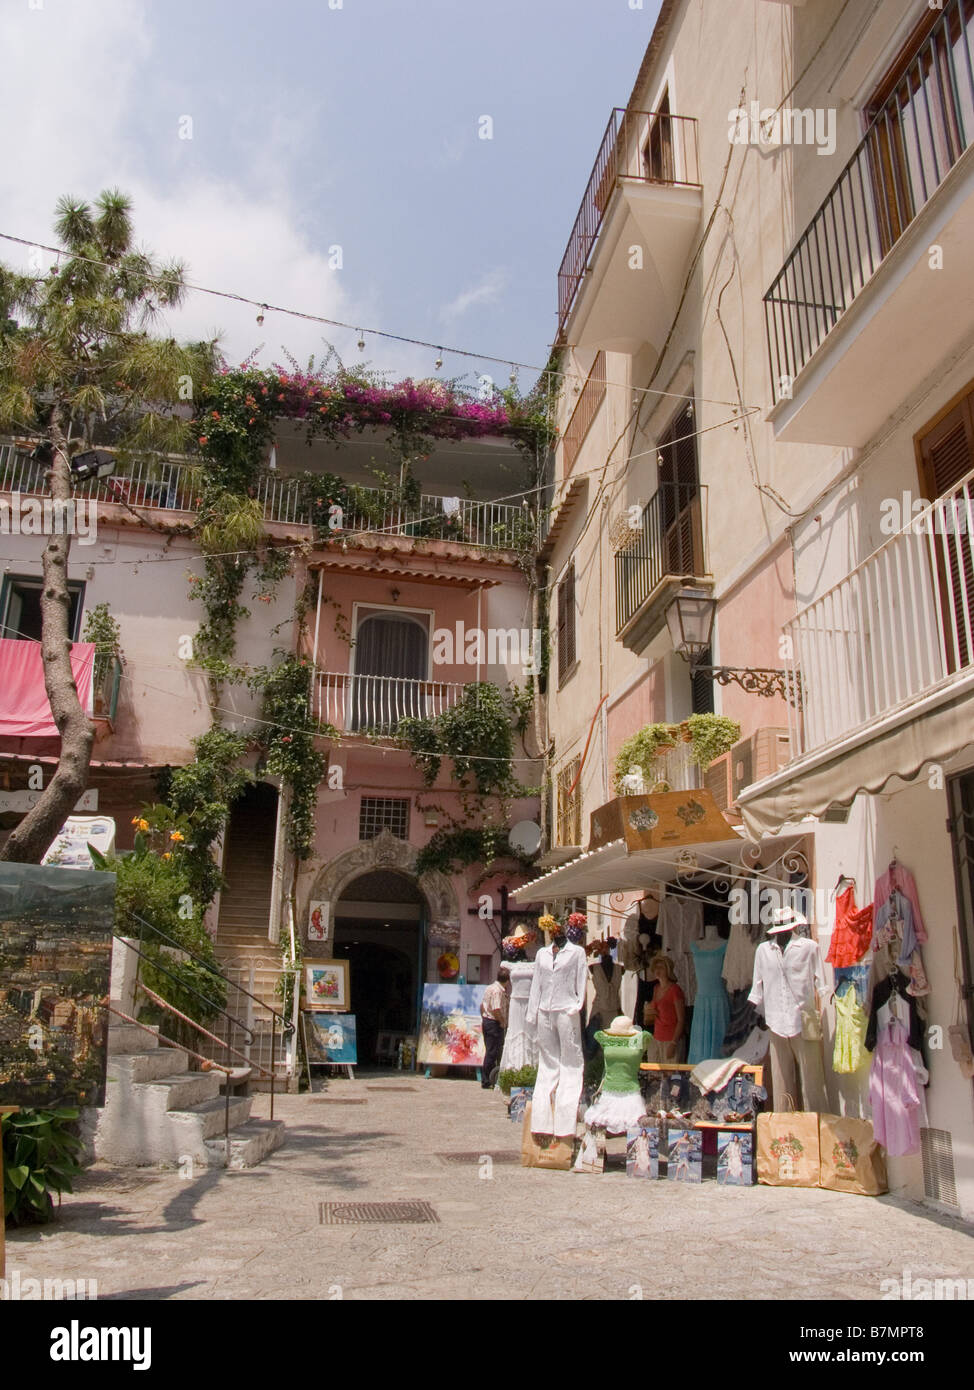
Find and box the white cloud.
[439,268,508,324]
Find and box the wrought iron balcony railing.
[764,0,974,401]
[557,107,701,340]
[615,482,709,632]
[0,444,532,550]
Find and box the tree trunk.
[0,429,95,863]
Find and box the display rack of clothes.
[872,857,930,998]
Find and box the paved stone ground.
[6,1074,974,1300]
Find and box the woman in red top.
[643,954,686,1062]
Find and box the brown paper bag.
[818,1114,888,1195]
[520,1102,575,1170]
[756,1110,821,1187]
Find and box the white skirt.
[583,1089,647,1133]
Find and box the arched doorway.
[331,869,426,1065]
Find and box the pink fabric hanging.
[0,638,95,737]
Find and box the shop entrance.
[331,869,425,1065]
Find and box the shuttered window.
[657,401,704,578]
[557,562,577,682]
[918,390,974,669]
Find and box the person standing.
[480,966,510,1089]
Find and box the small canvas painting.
[626,1124,659,1179]
[508,1086,532,1125]
[306,1012,357,1065]
[717,1130,754,1186]
[573,1127,605,1175]
[307,900,330,944]
[304,959,349,1011]
[666,1126,703,1183]
[417,983,486,1066]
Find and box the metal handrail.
[764,0,974,399]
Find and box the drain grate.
[437,1151,520,1164]
[311,1097,368,1104]
[366,1085,418,1092]
[319,1200,439,1225]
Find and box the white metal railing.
[0,442,530,546]
[313,669,464,733]
[210,959,297,1079]
[783,467,974,757]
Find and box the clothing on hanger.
[873,860,927,945]
[865,969,926,1061]
[833,985,869,1074]
[827,885,874,967]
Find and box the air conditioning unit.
[731,727,792,801]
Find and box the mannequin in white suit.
[526,931,588,1136]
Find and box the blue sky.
[1,0,662,389]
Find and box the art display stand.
[0,1107,19,1279]
[301,1011,355,1083]
[639,1062,764,1183]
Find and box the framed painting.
[717,1130,754,1186]
[666,1125,703,1183]
[304,959,350,1011]
[417,983,486,1066]
[305,1012,357,1065]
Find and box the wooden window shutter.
[659,402,703,577]
[919,394,974,669]
[558,563,576,680]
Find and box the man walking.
[480,965,510,1089]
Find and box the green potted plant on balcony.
[685,713,740,769]
[81,603,123,719]
[612,722,678,792]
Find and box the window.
[359,797,410,841]
[691,645,715,715]
[917,385,974,669]
[350,607,431,731]
[0,576,84,643]
[556,757,582,847]
[643,90,674,183]
[556,562,577,683]
[657,400,703,578]
[865,0,974,252]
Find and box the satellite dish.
[508,820,542,857]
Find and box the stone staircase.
[94,1020,286,1171]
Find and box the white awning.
[510,832,795,903]
[738,671,974,838]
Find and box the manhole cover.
[437,1151,521,1164]
[319,1200,439,1225]
[366,1085,418,1092]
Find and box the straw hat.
[767,907,808,935]
[604,1015,640,1037]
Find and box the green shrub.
[3,1107,84,1227]
[497,1065,538,1096]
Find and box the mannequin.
[498,927,539,1074]
[583,1014,652,1133]
[748,908,827,1112]
[618,894,661,1024]
[585,939,621,1057]
[526,920,588,1137]
[687,923,729,1064]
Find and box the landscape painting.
[305,1012,357,1065]
[417,983,486,1067]
[0,861,115,1108]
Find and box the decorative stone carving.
[305,830,459,945]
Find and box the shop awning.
[510,789,794,903]
[0,639,94,738]
[738,671,974,838]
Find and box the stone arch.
[305,828,459,945]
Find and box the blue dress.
[687,940,730,1064]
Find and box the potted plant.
[685,713,741,769]
[612,722,679,792]
[81,603,123,717]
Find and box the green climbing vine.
[246,653,330,859]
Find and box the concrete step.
[203,1118,286,1170]
[107,1023,160,1055]
[141,1071,224,1111]
[108,1049,190,1084]
[168,1093,253,1146]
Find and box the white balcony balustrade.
[783,469,974,757]
[313,670,464,734]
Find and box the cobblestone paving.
[6,1075,974,1300]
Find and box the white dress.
[498,960,538,1072]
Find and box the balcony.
[313,670,463,735]
[781,466,974,760]
[764,0,974,446]
[0,444,531,551]
[557,106,702,352]
[92,654,122,726]
[614,483,710,652]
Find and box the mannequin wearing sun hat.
[582,1015,652,1133]
[748,907,828,1112]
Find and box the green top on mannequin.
[594,1030,651,1093]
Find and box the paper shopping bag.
[818,1114,888,1195]
[520,1102,574,1170]
[756,1110,821,1187]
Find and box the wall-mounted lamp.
[665,588,801,706]
[390,587,400,603]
